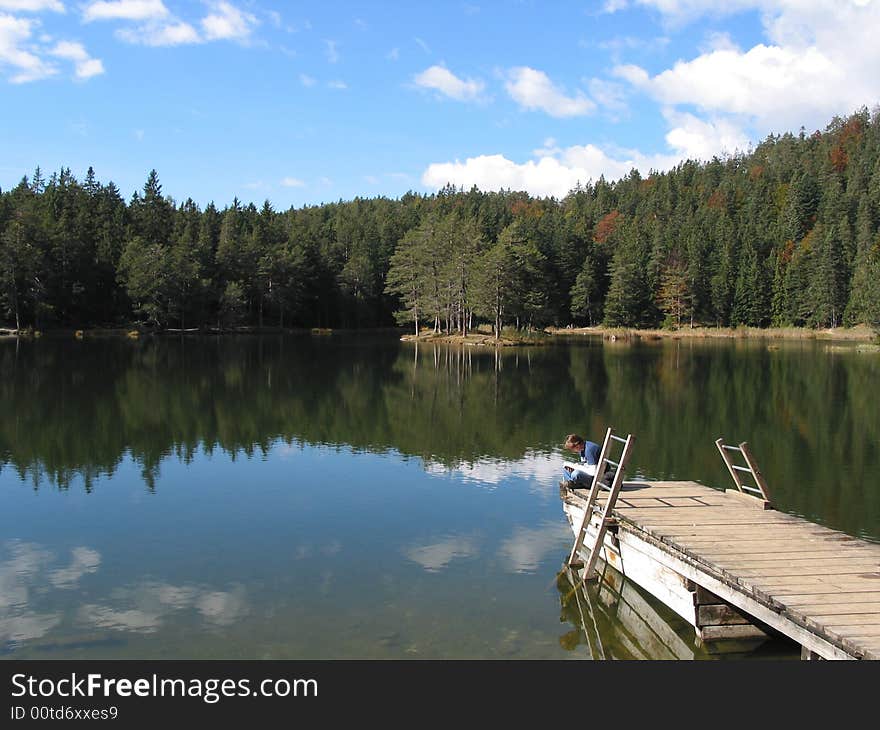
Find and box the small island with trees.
[2,108,880,342]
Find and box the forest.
[1,107,880,333]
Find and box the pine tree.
[656,255,692,329]
[731,241,767,326]
[569,254,599,325]
[809,224,847,327]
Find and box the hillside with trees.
[2,108,880,333]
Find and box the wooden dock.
[562,479,880,659]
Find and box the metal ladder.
[566,427,635,581]
[715,438,772,504]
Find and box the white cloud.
[498,521,572,574]
[280,177,305,187]
[201,0,257,42]
[0,13,57,82]
[0,541,89,644]
[47,546,101,588]
[613,63,649,86]
[505,66,594,118]
[195,589,247,625]
[111,1,256,47]
[606,0,765,23]
[662,108,750,159]
[425,450,567,487]
[83,0,168,23]
[327,79,347,89]
[323,38,338,62]
[299,72,315,87]
[117,20,199,46]
[413,64,484,102]
[424,154,588,199]
[532,137,561,157]
[622,44,848,129]
[413,36,430,54]
[422,144,679,198]
[79,581,248,633]
[587,77,628,115]
[0,0,64,10]
[614,1,880,131]
[403,534,479,572]
[49,39,104,78]
[386,46,399,61]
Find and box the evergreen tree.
[809,224,847,327]
[731,241,768,326]
[569,254,600,326]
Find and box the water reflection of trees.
[1,336,878,541]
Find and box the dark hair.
[564,434,585,449]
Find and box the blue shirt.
[581,441,601,466]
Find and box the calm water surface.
[1,334,877,659]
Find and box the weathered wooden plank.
[629,520,799,531]
[617,511,798,522]
[710,555,880,569]
[790,604,880,616]
[777,592,880,606]
[698,624,768,641]
[816,615,880,627]
[723,488,772,510]
[652,523,847,536]
[631,514,807,525]
[697,604,751,626]
[611,529,861,659]
[743,578,880,594]
[661,497,726,507]
[694,586,721,604]
[696,540,872,560]
[617,506,784,516]
[614,497,715,506]
[668,539,873,554]
[732,563,880,578]
[828,625,880,637]
[653,524,848,537]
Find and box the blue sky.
[1,1,878,208]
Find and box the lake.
[1,333,877,659]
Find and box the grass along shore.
[546,325,879,343]
[400,325,551,346]
[3,324,876,345]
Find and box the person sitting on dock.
[562,434,606,486]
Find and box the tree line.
[2,107,880,333]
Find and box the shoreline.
[0,326,406,340]
[399,331,549,346]
[546,325,878,343]
[3,324,876,345]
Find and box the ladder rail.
[581,434,635,581]
[739,441,771,501]
[715,437,772,502]
[567,427,612,567]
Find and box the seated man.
[562,433,607,486]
